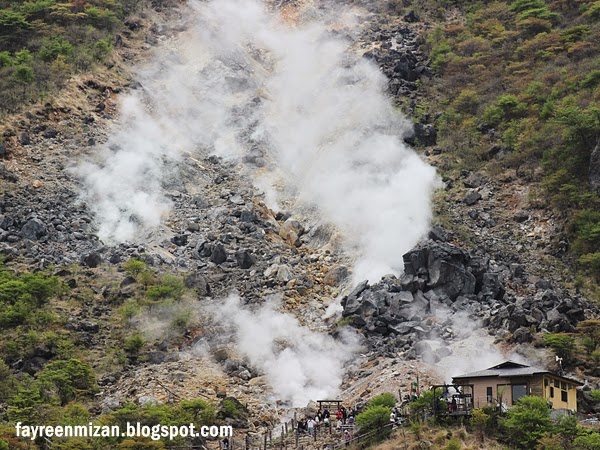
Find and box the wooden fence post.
[264,432,267,450]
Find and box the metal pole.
[264,433,267,450]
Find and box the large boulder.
[20,218,47,240]
[413,123,437,146]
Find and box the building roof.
[452,360,582,385]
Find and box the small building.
[451,361,582,411]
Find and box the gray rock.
[413,123,437,146]
[42,127,58,139]
[463,191,482,205]
[276,265,293,283]
[463,172,486,188]
[513,211,529,223]
[323,265,349,286]
[100,397,121,413]
[171,234,188,246]
[21,218,47,240]
[138,396,162,406]
[81,252,102,268]
[210,243,227,264]
[184,272,210,296]
[19,132,31,145]
[235,249,256,269]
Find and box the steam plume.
[210,295,362,406]
[77,0,437,281]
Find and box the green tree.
[179,399,214,423]
[573,431,600,450]
[6,385,44,424]
[501,396,552,449]
[410,387,446,420]
[355,405,392,444]
[543,333,576,363]
[0,360,19,402]
[471,408,490,444]
[367,392,396,409]
[36,358,97,405]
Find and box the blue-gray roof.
[452,361,582,385]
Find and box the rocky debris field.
[342,237,600,363]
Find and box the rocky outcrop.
[342,239,599,360]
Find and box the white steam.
[210,295,362,406]
[77,0,437,281]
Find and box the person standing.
[307,417,316,435]
[344,430,351,447]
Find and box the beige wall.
[542,375,578,411]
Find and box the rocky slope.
[0,0,599,446]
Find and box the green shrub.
[501,396,552,450]
[38,37,74,62]
[573,431,600,450]
[543,333,576,362]
[220,398,243,419]
[355,405,392,443]
[124,258,147,277]
[118,300,140,321]
[0,266,61,329]
[581,70,600,89]
[471,408,490,443]
[0,10,30,32]
[123,334,144,354]
[589,390,600,402]
[510,0,546,13]
[410,388,447,418]
[368,392,396,409]
[453,89,480,115]
[446,438,462,450]
[84,6,119,30]
[582,2,600,20]
[579,253,600,279]
[146,275,184,302]
[37,358,97,406]
[179,399,215,423]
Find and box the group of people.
[389,407,404,427]
[297,407,333,434]
[297,406,358,434]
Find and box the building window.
[550,387,554,398]
[561,382,567,390]
[544,378,548,387]
[561,390,568,402]
[512,384,527,404]
[487,387,493,403]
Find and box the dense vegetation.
[416,0,600,286]
[0,257,230,449]
[0,0,148,113]
[402,390,600,450]
[0,259,237,450]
